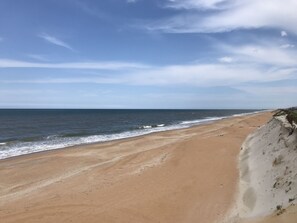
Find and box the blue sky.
[0,0,296,109]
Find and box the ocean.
[0,109,261,159]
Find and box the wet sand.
[0,112,272,223]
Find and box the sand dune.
[229,112,297,223]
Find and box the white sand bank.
[232,114,297,222]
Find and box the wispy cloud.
[1,38,296,103]
[220,42,297,67]
[1,39,297,87]
[280,44,295,49]
[75,0,111,21]
[0,77,121,85]
[0,59,150,70]
[39,33,74,51]
[165,0,229,10]
[126,63,296,87]
[218,56,234,63]
[147,0,297,34]
[0,37,3,42]
[127,0,139,3]
[1,60,295,87]
[27,54,49,62]
[238,86,297,95]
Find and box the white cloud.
[127,63,296,87]
[0,59,149,70]
[0,37,3,42]
[39,33,74,51]
[127,0,138,3]
[218,56,234,63]
[280,44,295,49]
[75,1,110,20]
[165,0,228,10]
[221,43,297,66]
[239,86,297,95]
[0,77,121,85]
[148,0,297,34]
[1,40,296,97]
[1,61,295,87]
[1,39,297,87]
[281,30,288,37]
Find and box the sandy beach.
[0,112,272,223]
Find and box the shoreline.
[0,110,268,161]
[0,111,273,223]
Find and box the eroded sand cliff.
[230,111,297,223]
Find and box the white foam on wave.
[139,124,166,129]
[180,116,224,125]
[142,125,152,129]
[0,124,181,160]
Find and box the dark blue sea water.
[0,109,261,159]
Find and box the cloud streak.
[221,43,297,67]
[126,63,296,87]
[1,61,295,87]
[0,59,149,70]
[1,39,297,87]
[218,56,234,63]
[280,44,295,49]
[39,33,74,51]
[147,0,297,34]
[127,0,138,3]
[165,0,229,10]
[27,54,49,62]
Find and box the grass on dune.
[273,108,297,125]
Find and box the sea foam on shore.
[0,116,224,159]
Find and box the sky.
[0,0,296,109]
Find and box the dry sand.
[0,112,272,223]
